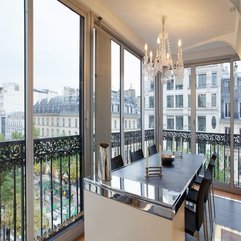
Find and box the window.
[150,81,154,91]
[176,116,183,130]
[47,129,49,136]
[188,75,191,88]
[211,94,216,107]
[167,116,174,130]
[175,83,183,90]
[211,116,216,129]
[149,96,154,108]
[38,118,40,125]
[239,102,241,118]
[188,95,191,108]
[225,127,231,134]
[75,118,78,127]
[125,120,127,128]
[149,115,154,129]
[167,95,174,108]
[46,118,49,125]
[57,118,59,126]
[133,120,136,128]
[198,94,206,107]
[198,74,207,87]
[188,116,191,131]
[224,102,230,118]
[129,120,131,129]
[68,118,71,127]
[42,128,44,137]
[114,120,117,129]
[167,79,174,90]
[224,80,230,93]
[212,72,217,85]
[175,95,183,108]
[198,116,206,131]
[63,118,65,126]
[113,104,119,113]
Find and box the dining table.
[84,152,205,241]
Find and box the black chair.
[130,149,144,162]
[148,144,157,156]
[187,161,215,240]
[194,153,217,185]
[111,155,124,170]
[185,177,210,241]
[194,153,217,218]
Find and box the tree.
[11,131,24,140]
[0,133,5,141]
[33,126,40,139]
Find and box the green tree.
[33,126,40,139]
[11,131,24,140]
[0,133,5,141]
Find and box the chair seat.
[185,207,197,236]
[186,188,198,203]
[194,175,203,185]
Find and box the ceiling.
[80,0,241,62]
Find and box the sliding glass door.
[33,0,84,238]
[1,1,85,240]
[110,40,142,163]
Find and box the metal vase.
[99,143,111,181]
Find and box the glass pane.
[0,1,25,240]
[0,2,24,141]
[111,41,121,158]
[163,68,191,153]
[144,71,155,151]
[196,63,230,184]
[233,60,241,187]
[124,50,141,162]
[33,0,83,238]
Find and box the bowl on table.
[161,154,175,165]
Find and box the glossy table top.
[84,153,205,219]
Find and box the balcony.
[0,136,83,241]
[1,130,241,240]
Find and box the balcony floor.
[75,190,241,241]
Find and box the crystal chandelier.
[143,16,184,83]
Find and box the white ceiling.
[80,0,241,61]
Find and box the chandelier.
[143,16,184,83]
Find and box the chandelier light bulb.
[150,51,153,62]
[144,43,148,57]
[178,39,182,47]
[157,37,160,44]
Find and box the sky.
[111,40,141,96]
[0,0,80,94]
[0,1,240,98]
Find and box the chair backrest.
[130,149,144,162]
[207,153,217,175]
[196,177,211,230]
[148,144,157,156]
[111,155,124,170]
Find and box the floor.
[74,190,241,241]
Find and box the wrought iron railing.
[0,135,83,241]
[0,131,240,240]
[111,129,241,186]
